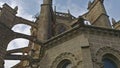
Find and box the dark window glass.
[57,25,66,34]
[57,59,72,68]
[103,58,117,68]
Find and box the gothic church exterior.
[0,0,120,68]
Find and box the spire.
[88,1,92,9]
[36,0,54,41]
[54,6,56,12]
[14,6,18,12]
[94,0,104,3]
[68,9,70,14]
[112,18,116,25]
[43,0,52,4]
[85,0,111,28]
[100,0,104,3]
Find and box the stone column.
[37,0,53,41]
[0,41,8,68]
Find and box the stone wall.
[39,29,93,68]
[87,29,120,68]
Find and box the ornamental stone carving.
[95,46,120,68]
[50,52,80,68]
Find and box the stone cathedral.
[0,0,120,68]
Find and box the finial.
[54,6,56,12]
[14,6,18,12]
[88,1,92,8]
[0,7,2,10]
[112,18,116,25]
[101,0,104,3]
[96,0,104,3]
[68,9,71,14]
[43,0,52,4]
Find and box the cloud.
[5,60,20,68]
[7,38,29,50]
[0,2,4,6]
[53,0,88,17]
[12,24,31,35]
[0,1,33,67]
[1,0,120,68]
[10,0,35,21]
[104,0,120,21]
[1,0,89,68]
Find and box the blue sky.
[0,0,120,68]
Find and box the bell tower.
[85,0,111,28]
[36,0,54,41]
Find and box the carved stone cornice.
[39,25,120,63]
[96,46,120,56]
[44,25,120,50]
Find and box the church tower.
[36,0,54,41]
[38,0,120,68]
[85,0,111,28]
[0,0,120,68]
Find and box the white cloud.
[0,1,33,67]
[7,38,29,50]
[5,60,20,68]
[1,0,88,68]
[12,24,31,35]
[11,0,35,21]
[1,0,120,68]
[6,38,29,68]
[0,2,4,6]
[53,0,87,17]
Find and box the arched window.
[103,58,117,68]
[57,25,67,34]
[57,59,72,68]
[55,23,68,35]
[102,54,118,68]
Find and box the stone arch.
[11,24,31,35]
[50,52,79,68]
[95,46,120,68]
[11,32,42,45]
[57,59,72,68]
[12,17,36,28]
[0,17,36,29]
[6,38,30,68]
[102,54,119,68]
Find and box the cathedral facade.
[0,0,120,68]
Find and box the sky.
[0,0,120,68]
